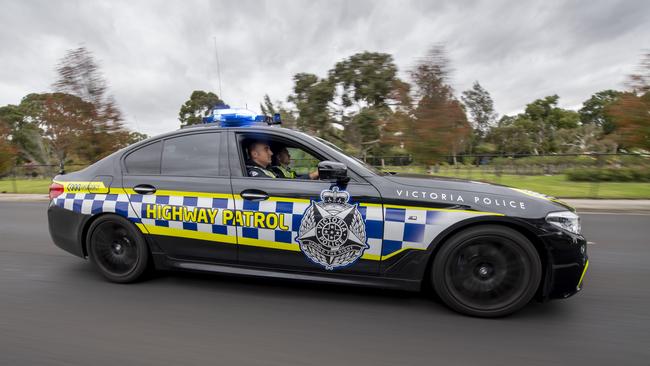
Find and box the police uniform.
[271,165,297,179]
[246,161,276,178]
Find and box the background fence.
[1,153,648,197]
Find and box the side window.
[162,133,220,176]
[239,133,324,180]
[283,147,320,177]
[124,141,162,174]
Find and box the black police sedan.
[47,123,588,317]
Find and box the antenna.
[213,36,223,99]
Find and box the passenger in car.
[271,146,319,180]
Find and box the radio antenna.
[213,36,223,99]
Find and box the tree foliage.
[579,90,622,134]
[0,119,16,174]
[179,90,224,127]
[461,81,497,137]
[609,92,650,150]
[403,46,470,164]
[52,47,131,162]
[287,73,335,138]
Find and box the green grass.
[2,172,650,198]
[0,178,52,194]
[381,166,650,199]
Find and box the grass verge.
[2,173,650,198]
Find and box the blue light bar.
[202,104,281,127]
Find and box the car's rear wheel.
[431,225,541,317]
[87,215,150,283]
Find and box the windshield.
[288,131,382,176]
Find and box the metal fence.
[1,153,648,195]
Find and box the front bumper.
[540,230,589,299]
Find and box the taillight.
[49,182,64,200]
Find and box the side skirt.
[153,254,422,292]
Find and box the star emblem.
[297,203,365,248]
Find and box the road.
[1,202,649,366]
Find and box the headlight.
[546,211,581,235]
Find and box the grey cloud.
[0,0,648,136]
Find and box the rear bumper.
[47,202,89,258]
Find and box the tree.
[0,119,17,175]
[53,47,131,162]
[179,90,224,127]
[609,92,650,150]
[520,95,579,154]
[579,90,622,134]
[287,73,335,139]
[461,81,497,137]
[126,131,149,144]
[21,93,95,167]
[403,45,471,165]
[0,104,47,164]
[608,53,650,150]
[628,51,650,95]
[259,94,276,116]
[329,52,398,109]
[260,95,296,129]
[487,116,535,155]
[328,52,400,154]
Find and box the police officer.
[246,141,276,178]
[271,146,296,179]
[272,146,319,180]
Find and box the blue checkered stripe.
[128,194,236,237]
[382,207,486,257]
[234,199,385,258]
[53,192,135,219]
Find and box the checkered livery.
[235,198,385,259]
[53,190,493,261]
[381,207,490,258]
[52,192,137,221]
[128,193,237,238]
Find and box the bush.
[566,167,650,182]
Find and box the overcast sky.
[1,0,648,136]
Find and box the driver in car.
[246,141,277,178]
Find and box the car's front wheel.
[432,225,542,317]
[87,215,150,283]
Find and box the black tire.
[86,214,151,283]
[431,225,541,318]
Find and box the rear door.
[227,130,384,275]
[122,131,238,263]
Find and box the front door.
[228,131,384,275]
[122,131,237,263]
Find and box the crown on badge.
[320,187,350,204]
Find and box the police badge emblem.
[297,187,368,270]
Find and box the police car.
[47,106,588,317]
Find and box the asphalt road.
[1,202,649,366]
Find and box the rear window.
[161,133,220,176]
[124,141,162,174]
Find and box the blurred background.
[1,0,649,199]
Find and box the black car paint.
[47,124,588,300]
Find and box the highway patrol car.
[47,106,588,317]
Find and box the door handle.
[133,184,157,195]
[241,189,269,201]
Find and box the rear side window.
[162,133,220,176]
[124,141,162,174]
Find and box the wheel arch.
[80,212,142,258]
[421,216,550,298]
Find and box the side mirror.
[318,161,349,183]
